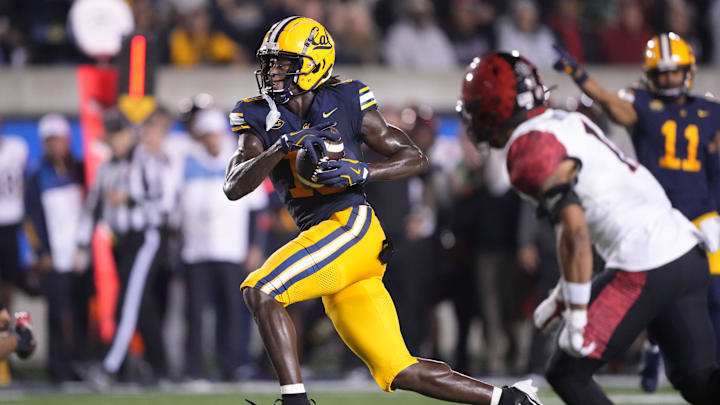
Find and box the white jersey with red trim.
[504,108,700,271]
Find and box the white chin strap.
[261,89,282,131]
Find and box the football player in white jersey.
[458,51,720,405]
[0,125,28,309]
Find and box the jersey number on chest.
[284,151,344,198]
[659,120,701,172]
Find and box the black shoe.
[640,344,661,393]
[499,379,543,405]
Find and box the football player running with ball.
[552,33,720,392]
[224,16,541,405]
[459,51,720,405]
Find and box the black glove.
[278,121,339,163]
[498,380,542,405]
[13,312,36,360]
[552,44,588,86]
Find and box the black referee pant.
[184,261,250,380]
[103,228,167,378]
[44,269,92,382]
[546,247,720,405]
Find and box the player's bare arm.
[223,131,284,200]
[579,78,637,127]
[552,45,637,128]
[539,160,593,310]
[360,109,429,181]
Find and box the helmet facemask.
[457,99,506,147]
[646,66,694,101]
[255,53,306,104]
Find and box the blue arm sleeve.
[24,173,51,255]
[707,147,720,211]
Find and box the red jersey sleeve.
[506,131,568,196]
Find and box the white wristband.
[489,386,502,405]
[564,281,591,305]
[280,383,306,395]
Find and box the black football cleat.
[499,379,543,405]
[640,344,661,393]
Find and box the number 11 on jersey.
[659,120,701,172]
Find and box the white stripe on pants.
[103,228,160,373]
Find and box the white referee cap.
[38,113,71,140]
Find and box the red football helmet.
[458,52,547,146]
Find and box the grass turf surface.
[0,388,688,405]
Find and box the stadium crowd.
[2,0,720,67]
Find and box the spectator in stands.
[284,0,325,23]
[663,0,704,62]
[447,0,495,65]
[376,105,440,356]
[169,5,245,67]
[712,0,720,65]
[597,0,654,63]
[179,107,267,381]
[25,114,89,383]
[383,0,457,70]
[496,0,556,68]
[517,200,558,374]
[471,147,525,374]
[0,9,28,67]
[206,0,271,63]
[2,0,80,64]
[327,2,381,65]
[547,0,590,63]
[131,0,172,64]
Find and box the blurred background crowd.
[0,0,715,390]
[2,0,720,68]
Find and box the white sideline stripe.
[260,205,368,295]
[103,228,160,373]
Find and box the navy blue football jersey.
[625,88,720,220]
[229,79,378,230]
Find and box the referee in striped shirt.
[75,110,168,382]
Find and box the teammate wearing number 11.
[553,32,720,375]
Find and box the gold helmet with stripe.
[644,32,695,99]
[255,16,335,104]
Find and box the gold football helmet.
[255,16,336,104]
[644,32,696,99]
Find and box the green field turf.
[0,388,688,405]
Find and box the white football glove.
[533,283,565,333]
[558,309,596,358]
[695,215,720,253]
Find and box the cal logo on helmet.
[255,17,336,104]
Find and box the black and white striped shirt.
[77,146,172,246]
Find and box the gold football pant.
[693,212,720,274]
[241,204,418,390]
